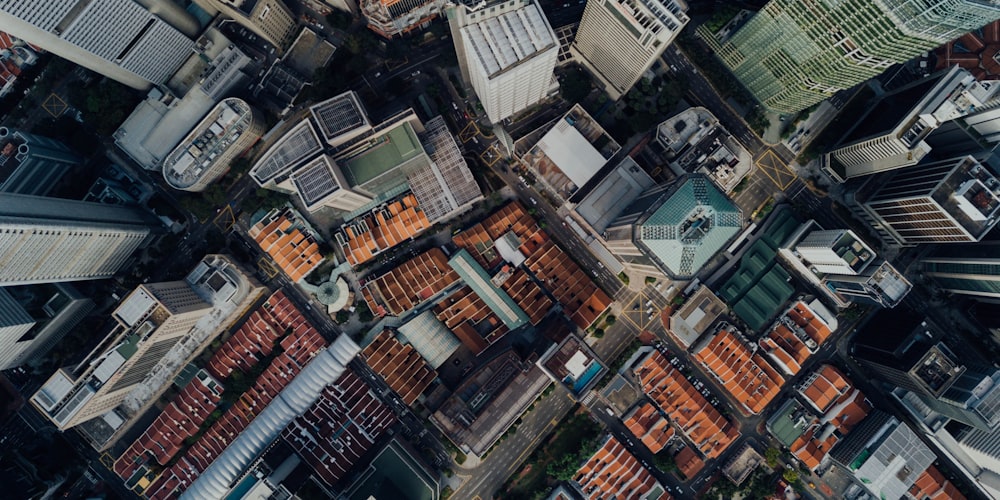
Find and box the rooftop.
[717,238,795,332]
[250,120,323,184]
[363,330,436,405]
[519,105,620,200]
[397,310,462,369]
[337,193,432,266]
[624,402,674,454]
[669,285,726,347]
[524,240,612,329]
[362,248,460,316]
[163,98,256,189]
[248,208,325,282]
[575,156,656,233]
[308,91,371,144]
[721,444,764,486]
[692,326,785,415]
[341,121,424,187]
[411,116,483,222]
[291,155,344,209]
[448,249,530,330]
[462,0,556,78]
[574,436,670,500]
[634,350,739,459]
[635,175,742,278]
[539,335,605,396]
[757,301,835,376]
[657,107,751,193]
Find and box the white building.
[795,229,876,276]
[0,193,160,286]
[0,0,199,90]
[570,0,688,100]
[452,0,559,123]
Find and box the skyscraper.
[570,0,688,100]
[449,0,559,123]
[708,0,1000,113]
[849,155,1000,246]
[0,283,94,370]
[193,0,297,51]
[921,242,1000,299]
[0,0,199,89]
[0,193,161,286]
[0,127,82,196]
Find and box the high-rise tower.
[0,0,199,89]
[570,0,688,100]
[709,0,1000,113]
[0,193,161,286]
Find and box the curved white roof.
[180,335,360,499]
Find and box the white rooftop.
[565,350,591,379]
[115,288,157,327]
[535,118,607,189]
[463,1,555,77]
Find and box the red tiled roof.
[340,194,432,266]
[362,330,435,405]
[909,465,967,500]
[249,211,324,282]
[575,436,671,500]
[362,248,459,316]
[524,240,611,329]
[674,446,705,479]
[789,365,872,471]
[623,402,674,454]
[693,327,785,415]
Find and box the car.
[411,70,421,76]
[374,71,382,78]
[452,102,459,110]
[530,197,538,205]
[592,269,599,277]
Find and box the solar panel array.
[310,93,367,141]
[251,121,322,183]
[292,156,341,205]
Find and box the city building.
[779,223,911,309]
[849,155,1000,246]
[537,335,606,397]
[634,350,740,459]
[935,19,1000,80]
[855,313,1000,431]
[574,435,670,499]
[824,67,999,182]
[0,0,199,90]
[362,248,459,316]
[605,174,742,279]
[362,330,436,405]
[0,193,160,286]
[570,0,688,100]
[692,325,785,415]
[573,156,655,236]
[338,193,432,266]
[162,98,264,192]
[0,32,39,98]
[517,104,620,202]
[449,0,558,123]
[0,284,93,370]
[829,411,937,500]
[921,242,1000,299]
[114,41,254,170]
[656,107,751,193]
[703,0,1000,113]
[31,255,265,449]
[0,127,82,196]
[194,0,297,50]
[361,0,446,38]
[667,285,726,347]
[757,300,836,377]
[623,402,674,454]
[249,207,325,282]
[341,438,441,500]
[252,95,481,220]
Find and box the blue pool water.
[569,363,604,393]
[226,475,257,500]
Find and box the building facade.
[450,0,558,123]
[0,193,160,286]
[0,127,82,196]
[923,254,1000,299]
[362,0,447,38]
[0,0,199,89]
[708,0,1000,113]
[193,0,297,51]
[850,155,1000,246]
[0,284,94,370]
[570,0,688,100]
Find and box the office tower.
[709,0,1000,114]
[849,155,1000,246]
[825,67,999,182]
[193,0,297,51]
[921,242,1000,299]
[604,174,742,278]
[163,98,266,192]
[449,0,558,123]
[795,229,876,276]
[829,410,937,500]
[854,313,1000,431]
[0,284,94,370]
[822,261,912,308]
[0,0,199,90]
[0,127,82,196]
[31,255,265,443]
[571,0,688,100]
[0,193,160,286]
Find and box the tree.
[653,451,677,474]
[559,66,592,103]
[605,315,616,325]
[765,448,780,468]
[335,310,350,323]
[783,469,799,484]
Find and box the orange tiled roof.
[693,328,785,415]
[674,446,705,479]
[525,240,612,329]
[362,248,460,316]
[498,269,553,325]
[575,436,671,500]
[249,211,324,282]
[789,365,872,471]
[935,20,1000,80]
[362,330,436,405]
[624,402,674,454]
[340,194,431,266]
[634,351,739,459]
[799,364,852,414]
[434,286,505,355]
[909,465,967,500]
[785,301,833,345]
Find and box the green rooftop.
[117,334,141,359]
[346,440,439,500]
[767,399,807,447]
[448,249,529,329]
[342,122,423,187]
